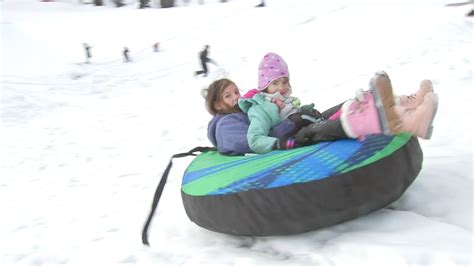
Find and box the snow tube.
[181,133,422,236]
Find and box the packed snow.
[1,0,472,265]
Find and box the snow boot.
[395,92,439,139]
[369,71,402,135]
[397,79,434,109]
[340,92,383,139]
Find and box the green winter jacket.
[238,93,282,154]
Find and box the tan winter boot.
[369,71,402,135]
[396,79,434,109]
[396,92,439,139]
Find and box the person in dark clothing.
[123,47,130,62]
[194,45,216,77]
[138,0,150,8]
[256,0,265,7]
[83,43,92,64]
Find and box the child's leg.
[321,102,344,120]
[294,120,348,145]
[202,60,208,75]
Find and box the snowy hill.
[1,0,472,265]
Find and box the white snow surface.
[1,0,473,265]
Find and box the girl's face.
[265,77,290,95]
[216,83,241,112]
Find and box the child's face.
[265,77,290,95]
[217,83,241,112]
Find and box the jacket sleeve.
[246,107,280,154]
[215,115,253,155]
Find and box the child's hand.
[271,98,285,109]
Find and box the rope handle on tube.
[141,146,216,246]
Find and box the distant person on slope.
[83,43,92,64]
[123,47,131,62]
[153,42,160,52]
[194,45,217,77]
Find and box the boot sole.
[416,79,434,107]
[370,72,401,135]
[420,94,439,139]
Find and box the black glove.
[289,108,324,129]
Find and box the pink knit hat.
[258,52,289,91]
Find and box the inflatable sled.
[181,133,423,236]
